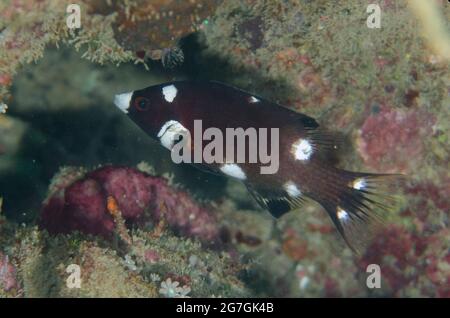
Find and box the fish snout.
[114,92,133,113]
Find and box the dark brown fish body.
[114,81,397,251]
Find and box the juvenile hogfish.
[114,81,397,251]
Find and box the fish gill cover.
[0,0,449,298]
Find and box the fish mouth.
[114,92,133,113]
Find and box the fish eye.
[135,97,150,111]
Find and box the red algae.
[0,252,18,292]
[356,105,436,173]
[358,225,450,297]
[40,166,221,244]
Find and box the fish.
[114,80,399,252]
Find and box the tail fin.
[310,170,402,253]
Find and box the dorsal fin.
[297,113,319,130]
[292,112,344,162]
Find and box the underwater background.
[0,0,449,297]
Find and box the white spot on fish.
[220,163,246,180]
[337,207,349,222]
[157,120,188,150]
[248,96,260,103]
[114,92,133,113]
[162,85,177,103]
[352,178,367,190]
[284,181,301,197]
[291,138,313,161]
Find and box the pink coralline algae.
[356,175,450,297]
[356,105,435,173]
[144,249,160,264]
[0,252,18,292]
[402,181,450,232]
[358,225,450,297]
[40,166,221,243]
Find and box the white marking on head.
[220,163,247,180]
[114,92,133,113]
[284,181,301,198]
[352,178,367,190]
[157,120,188,150]
[291,138,313,161]
[248,96,260,103]
[337,207,349,222]
[162,85,177,103]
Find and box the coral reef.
[41,165,222,244]
[0,0,449,298]
[358,225,450,297]
[0,0,221,103]
[106,0,222,62]
[0,252,19,294]
[196,0,449,297]
[356,105,436,173]
[0,225,248,297]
